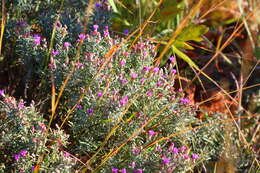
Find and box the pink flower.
[156,81,163,87]
[13,154,20,161]
[171,69,177,74]
[78,33,86,41]
[162,157,171,164]
[153,67,159,73]
[93,25,99,31]
[132,147,141,155]
[0,89,5,97]
[143,66,150,72]
[64,42,71,48]
[120,96,128,105]
[19,150,28,157]
[76,104,82,109]
[173,147,179,154]
[180,98,191,104]
[120,168,127,173]
[169,56,175,62]
[112,168,119,173]
[18,101,25,109]
[64,151,70,157]
[130,72,138,79]
[180,146,187,152]
[51,50,59,56]
[119,60,126,66]
[121,79,128,85]
[192,154,199,160]
[148,130,156,136]
[33,35,41,45]
[134,169,143,173]
[97,92,103,97]
[183,154,189,160]
[146,91,153,97]
[129,162,136,168]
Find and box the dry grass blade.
[0,0,6,56]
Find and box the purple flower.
[78,33,86,41]
[146,91,153,97]
[153,67,159,73]
[112,168,119,173]
[87,108,94,114]
[162,157,171,164]
[171,69,177,74]
[93,25,99,31]
[192,154,199,160]
[156,81,163,87]
[121,79,128,85]
[120,96,128,105]
[180,146,187,152]
[95,3,102,8]
[104,30,110,37]
[143,51,148,56]
[169,56,175,62]
[148,130,156,136]
[130,72,138,79]
[76,104,83,109]
[183,154,189,160]
[64,42,71,48]
[13,154,20,161]
[173,147,179,154]
[18,101,25,109]
[132,147,141,155]
[143,66,150,72]
[0,89,5,97]
[180,98,191,104]
[31,166,35,171]
[120,168,127,173]
[119,60,126,66]
[97,92,103,97]
[33,35,41,45]
[123,29,129,35]
[19,150,28,157]
[64,151,70,157]
[51,50,59,56]
[134,169,143,173]
[76,62,84,68]
[129,162,136,168]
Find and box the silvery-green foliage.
[0,96,76,172]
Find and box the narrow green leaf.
[108,0,119,14]
[172,45,199,70]
[254,47,260,60]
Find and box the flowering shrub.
[29,24,225,172]
[1,17,227,171]
[0,94,76,172]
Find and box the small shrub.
[0,94,76,172]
